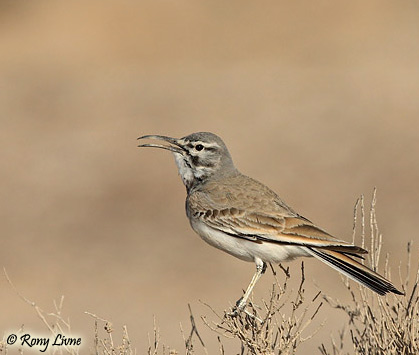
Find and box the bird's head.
[138,132,237,190]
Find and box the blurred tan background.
[1,1,418,353]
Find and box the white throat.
[174,154,194,188]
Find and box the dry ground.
[1,1,418,353]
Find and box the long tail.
[306,247,403,295]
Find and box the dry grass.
[84,312,135,355]
[319,190,419,355]
[2,190,417,355]
[1,271,79,355]
[200,262,323,355]
[1,262,322,355]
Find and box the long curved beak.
[137,135,186,155]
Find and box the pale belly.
[190,218,310,263]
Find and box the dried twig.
[3,268,79,354]
[201,261,323,354]
[321,190,419,355]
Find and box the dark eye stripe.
[191,155,215,168]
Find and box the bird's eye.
[195,144,204,151]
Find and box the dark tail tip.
[389,286,404,296]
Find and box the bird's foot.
[224,297,245,318]
[224,298,262,323]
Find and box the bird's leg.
[235,260,267,312]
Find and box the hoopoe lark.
[138,132,402,311]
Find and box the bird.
[137,132,402,312]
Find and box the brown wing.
[187,175,367,254]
